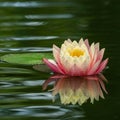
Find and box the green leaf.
[0,53,53,65]
[33,64,51,73]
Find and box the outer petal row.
[43,59,65,74]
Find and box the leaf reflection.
[43,74,108,105]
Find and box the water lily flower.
[43,74,107,105]
[43,38,108,76]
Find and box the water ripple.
[0,1,73,8]
[0,105,84,119]
[0,22,46,27]
[0,67,35,74]
[18,93,53,100]
[25,14,73,19]
[0,36,58,41]
[23,80,45,86]
[0,47,52,52]
[0,81,13,88]
[12,105,70,117]
[0,14,73,20]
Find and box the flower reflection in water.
[43,74,107,105]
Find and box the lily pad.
[33,64,51,73]
[0,53,53,65]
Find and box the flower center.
[68,48,84,57]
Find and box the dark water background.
[0,0,120,119]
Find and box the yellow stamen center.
[68,48,84,57]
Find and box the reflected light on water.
[0,22,46,27]
[0,47,52,53]
[43,74,108,105]
[0,36,59,41]
[25,14,73,19]
[0,1,73,8]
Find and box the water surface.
[0,0,120,120]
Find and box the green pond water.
[0,0,120,119]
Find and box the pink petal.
[53,44,60,54]
[91,50,98,66]
[84,39,90,49]
[53,45,66,73]
[94,43,99,53]
[68,64,84,76]
[89,43,96,64]
[96,58,108,74]
[53,45,61,65]
[43,59,64,74]
[87,60,101,75]
[96,48,105,62]
[87,51,98,74]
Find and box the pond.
[0,0,120,120]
